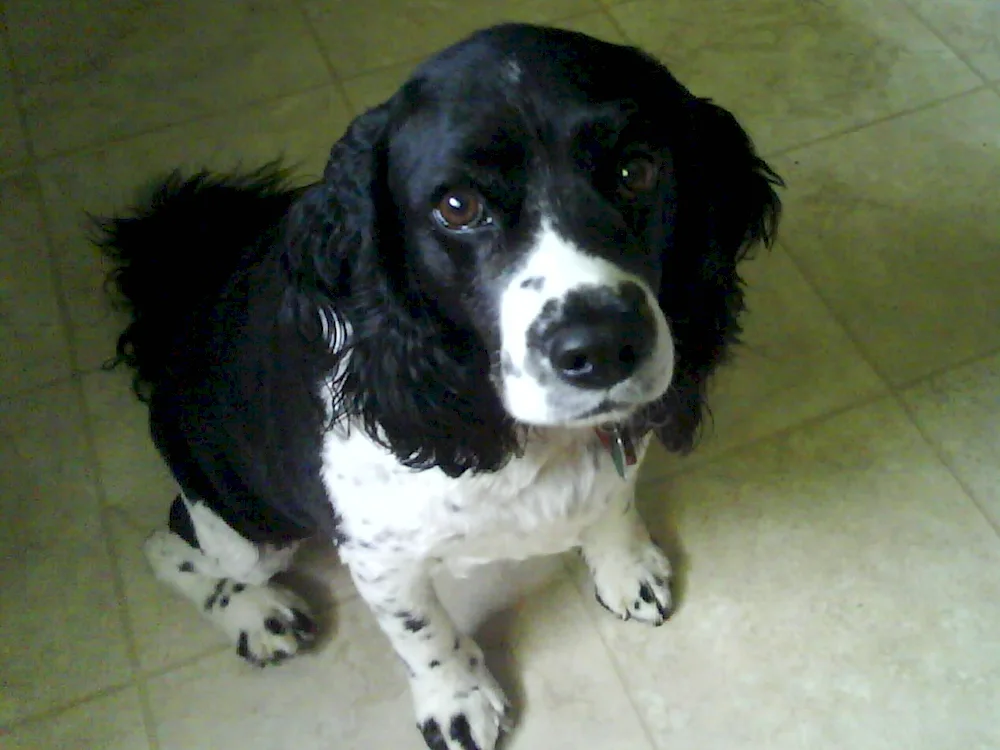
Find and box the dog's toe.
[215,583,317,667]
[591,542,674,626]
[412,640,511,750]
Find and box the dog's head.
[285,24,782,475]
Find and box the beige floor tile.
[906,0,1000,81]
[81,369,180,514]
[0,32,27,171]
[640,245,886,483]
[0,382,132,724]
[5,0,151,86]
[772,89,1000,386]
[16,0,331,156]
[1,687,151,750]
[599,398,1000,749]
[900,351,1000,529]
[149,576,654,750]
[340,10,625,113]
[35,85,352,373]
[474,576,656,750]
[303,0,601,78]
[609,0,982,153]
[0,172,73,393]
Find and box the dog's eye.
[618,156,659,197]
[433,189,488,230]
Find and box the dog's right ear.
[282,102,394,294]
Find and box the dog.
[96,23,781,750]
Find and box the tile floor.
[1,1,999,748]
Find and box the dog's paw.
[208,580,318,667]
[412,639,511,750]
[591,542,673,626]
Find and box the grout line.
[135,644,233,683]
[775,236,1000,544]
[637,389,894,486]
[762,83,991,159]
[894,388,1000,542]
[291,0,359,118]
[557,557,663,750]
[0,8,85,383]
[890,344,1000,393]
[71,371,163,750]
[0,20,160,740]
[0,371,79,405]
[0,681,137,735]
[29,80,337,165]
[896,0,996,87]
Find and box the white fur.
[182,496,298,585]
[322,410,670,750]
[144,521,315,667]
[497,220,675,426]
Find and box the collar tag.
[596,426,637,479]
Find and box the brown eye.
[618,156,659,197]
[434,189,487,230]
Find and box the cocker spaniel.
[98,23,781,750]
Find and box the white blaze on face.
[497,220,675,426]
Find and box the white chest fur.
[321,424,647,574]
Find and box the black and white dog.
[98,24,781,750]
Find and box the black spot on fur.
[520,275,544,290]
[290,608,317,638]
[400,613,428,633]
[204,579,227,610]
[450,714,478,750]
[265,616,287,635]
[232,583,246,593]
[429,659,441,668]
[236,631,251,661]
[178,561,194,573]
[638,582,655,604]
[420,718,448,750]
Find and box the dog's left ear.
[681,97,783,262]
[653,96,783,453]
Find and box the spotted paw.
[591,541,673,626]
[208,580,317,667]
[413,639,511,750]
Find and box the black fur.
[97,24,781,544]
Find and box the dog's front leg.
[343,549,511,750]
[580,487,675,626]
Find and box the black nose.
[544,285,657,390]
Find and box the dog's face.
[381,31,685,428]
[296,24,780,472]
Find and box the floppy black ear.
[281,98,520,478]
[652,97,783,453]
[282,102,394,299]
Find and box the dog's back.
[95,165,338,542]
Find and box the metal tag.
[597,426,637,479]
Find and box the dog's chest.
[321,427,644,569]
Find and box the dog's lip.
[572,399,637,421]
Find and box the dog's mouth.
[573,399,633,421]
